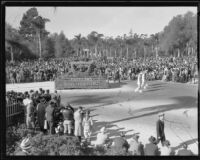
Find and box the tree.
[5,22,36,61]
[87,31,104,57]
[74,34,83,57]
[42,37,55,59]
[159,11,197,57]
[32,16,50,58]
[19,7,50,58]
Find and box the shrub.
[6,123,30,155]
[30,134,81,155]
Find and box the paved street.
[6,80,198,154]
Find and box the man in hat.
[36,96,47,133]
[111,132,130,154]
[39,88,43,95]
[44,89,51,102]
[176,143,193,156]
[144,136,159,155]
[156,112,166,146]
[15,137,32,155]
[52,90,61,107]
[60,104,74,135]
[129,133,144,155]
[45,99,56,134]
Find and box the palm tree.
[32,16,50,58]
[74,34,83,57]
[87,31,104,57]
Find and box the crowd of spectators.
[7,88,195,156]
[6,55,198,84]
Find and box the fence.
[6,100,24,127]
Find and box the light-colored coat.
[74,110,83,136]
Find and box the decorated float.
[55,61,109,89]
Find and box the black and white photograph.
[4,4,198,156]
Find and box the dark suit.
[37,102,46,132]
[156,120,166,145]
[144,143,159,156]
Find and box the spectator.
[176,143,193,156]
[95,127,109,147]
[15,138,32,155]
[55,121,64,135]
[60,105,74,135]
[156,112,166,146]
[111,132,129,154]
[160,140,172,155]
[74,106,84,142]
[36,97,47,133]
[82,110,93,142]
[26,101,35,130]
[23,94,32,107]
[129,133,144,155]
[144,136,159,156]
[45,89,51,102]
[45,99,56,135]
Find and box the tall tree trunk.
[134,49,137,59]
[121,47,123,58]
[178,48,180,58]
[10,46,14,62]
[126,46,128,60]
[95,45,97,57]
[144,46,146,62]
[155,46,158,59]
[38,30,42,58]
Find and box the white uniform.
[135,72,143,93]
[141,71,148,89]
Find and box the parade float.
[55,61,109,89]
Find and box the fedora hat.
[20,138,32,150]
[40,97,46,103]
[158,112,165,117]
[148,136,157,144]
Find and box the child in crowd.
[82,110,93,142]
[55,121,64,135]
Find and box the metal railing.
[6,100,24,126]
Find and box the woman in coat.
[36,97,47,132]
[74,106,83,142]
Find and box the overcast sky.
[6,7,197,39]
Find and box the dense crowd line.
[6,55,198,84]
[6,88,195,156]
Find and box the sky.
[6,7,197,39]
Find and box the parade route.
[6,80,198,154]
